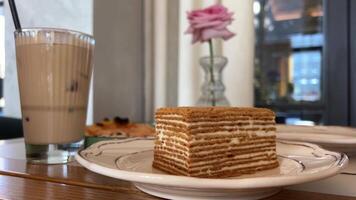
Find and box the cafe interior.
[0,0,355,200]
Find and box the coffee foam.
[15,28,94,48]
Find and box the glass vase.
[196,56,230,106]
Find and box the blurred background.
[0,0,355,140]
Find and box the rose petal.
[185,26,194,34]
[191,14,232,23]
[201,28,235,41]
[211,21,231,30]
[192,20,225,29]
[185,4,235,43]
[221,30,235,40]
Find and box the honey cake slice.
[152,107,279,178]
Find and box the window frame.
[323,0,349,125]
[350,0,356,126]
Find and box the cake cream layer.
[153,162,279,178]
[156,126,275,141]
[156,135,276,153]
[156,129,276,143]
[155,141,276,159]
[155,138,276,163]
[155,119,275,134]
[154,148,276,168]
[153,159,279,178]
[155,119,275,127]
[155,144,275,158]
[155,117,275,127]
[155,138,277,170]
[156,126,275,135]
[156,129,276,146]
[153,153,277,169]
[153,156,278,175]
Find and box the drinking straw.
[8,0,21,31]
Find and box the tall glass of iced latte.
[14,28,94,164]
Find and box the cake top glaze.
[155,107,275,118]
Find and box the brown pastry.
[85,116,154,138]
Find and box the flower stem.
[208,39,216,106]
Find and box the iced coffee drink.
[14,28,94,164]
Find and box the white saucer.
[277,125,356,155]
[75,138,348,200]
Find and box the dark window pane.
[254,0,324,125]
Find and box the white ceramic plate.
[75,138,348,200]
[277,125,356,155]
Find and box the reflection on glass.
[291,50,321,102]
[254,0,324,125]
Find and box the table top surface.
[0,136,356,200]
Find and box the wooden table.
[0,138,355,200]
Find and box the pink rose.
[185,4,235,44]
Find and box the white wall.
[93,0,145,123]
[222,0,254,106]
[4,0,93,122]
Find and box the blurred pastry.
[85,116,154,138]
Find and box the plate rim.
[75,140,348,189]
[277,132,356,145]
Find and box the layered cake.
[152,107,279,178]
